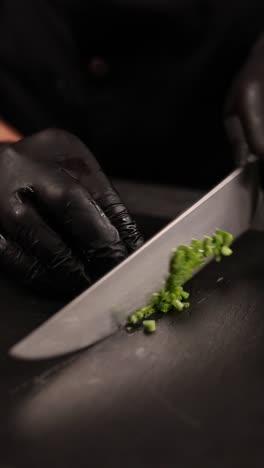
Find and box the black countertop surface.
[1,183,264,468]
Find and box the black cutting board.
[1,230,264,468]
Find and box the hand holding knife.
[10,33,264,360]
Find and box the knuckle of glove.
[10,201,27,223]
[8,202,35,246]
[46,182,69,205]
[32,127,74,147]
[34,128,98,169]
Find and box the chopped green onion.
[172,299,184,311]
[129,314,138,325]
[143,320,156,333]
[221,246,233,256]
[126,229,233,333]
[181,291,190,299]
[136,310,144,320]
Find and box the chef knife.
[10,156,260,360]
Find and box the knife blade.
[10,161,259,360]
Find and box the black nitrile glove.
[225,34,264,164]
[0,129,143,297]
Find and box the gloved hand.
[225,34,264,163]
[0,129,143,298]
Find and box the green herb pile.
[126,229,233,333]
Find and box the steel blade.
[10,163,259,360]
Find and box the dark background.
[1,0,264,187]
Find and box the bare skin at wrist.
[0,119,22,142]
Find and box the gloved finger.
[235,82,264,157]
[60,151,144,252]
[224,115,251,166]
[0,234,88,298]
[226,81,264,159]
[225,35,264,158]
[91,179,144,253]
[63,146,144,253]
[18,129,144,252]
[2,190,91,291]
[36,176,128,280]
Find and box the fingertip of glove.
[120,225,144,253]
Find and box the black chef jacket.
[0,0,263,187]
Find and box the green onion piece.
[216,229,233,246]
[136,310,144,320]
[150,293,160,305]
[204,246,213,258]
[126,229,233,333]
[213,233,223,246]
[143,320,156,333]
[129,314,138,325]
[181,290,189,299]
[143,306,155,318]
[221,246,233,256]
[191,239,203,250]
[159,302,170,313]
[224,233,233,246]
[173,299,184,311]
